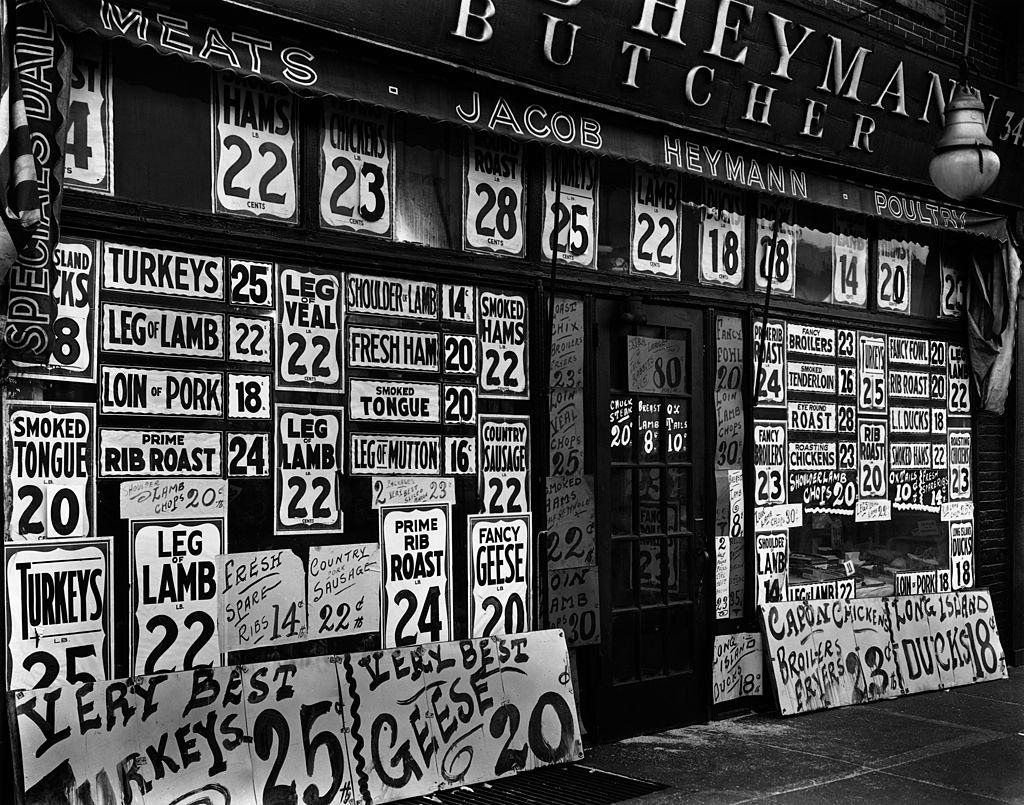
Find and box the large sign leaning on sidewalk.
[8,629,582,805]
[760,590,1007,716]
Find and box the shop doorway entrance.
[593,300,708,736]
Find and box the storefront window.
[394,116,458,248]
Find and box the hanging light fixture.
[928,0,1000,201]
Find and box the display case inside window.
[877,226,940,318]
[793,207,871,308]
[394,115,460,249]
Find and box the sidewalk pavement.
[584,667,1024,804]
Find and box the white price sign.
[479,290,528,397]
[699,185,744,287]
[857,333,887,415]
[131,518,222,675]
[753,421,786,506]
[275,406,344,534]
[468,513,531,638]
[857,418,888,499]
[947,344,971,415]
[877,238,912,313]
[753,320,786,407]
[630,166,681,278]
[940,258,965,318]
[948,429,972,501]
[831,227,868,306]
[379,504,452,647]
[226,432,270,477]
[276,266,343,392]
[4,401,94,540]
[212,73,297,221]
[754,202,796,296]
[65,40,112,194]
[479,415,530,514]
[464,133,524,255]
[541,150,598,267]
[227,373,272,419]
[320,101,392,235]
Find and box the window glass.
[394,115,458,248]
[793,205,834,304]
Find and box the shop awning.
[43,0,1012,240]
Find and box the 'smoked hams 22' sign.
[8,630,582,804]
[5,538,112,690]
[4,401,95,541]
[478,290,528,397]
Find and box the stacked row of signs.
[3,232,537,690]
[751,318,974,605]
[70,50,967,322]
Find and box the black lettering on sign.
[101,303,224,359]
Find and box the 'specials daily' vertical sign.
[3,401,95,541]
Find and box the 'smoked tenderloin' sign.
[8,630,582,805]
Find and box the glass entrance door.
[594,300,708,736]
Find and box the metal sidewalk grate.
[401,764,669,804]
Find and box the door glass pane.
[667,606,693,672]
[612,540,636,608]
[639,538,663,605]
[611,468,634,535]
[666,467,690,534]
[638,398,661,460]
[641,610,667,677]
[613,613,638,682]
[638,468,662,536]
[610,396,634,462]
[667,535,691,602]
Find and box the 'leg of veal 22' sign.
[10,629,583,805]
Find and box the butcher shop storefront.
[2,0,1021,802]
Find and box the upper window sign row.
[66,62,969,321]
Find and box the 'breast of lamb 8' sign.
[4,401,95,541]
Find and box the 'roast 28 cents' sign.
[379,504,452,647]
[276,266,343,393]
[320,101,392,236]
[465,133,524,256]
[468,513,531,638]
[275,406,343,534]
[4,401,95,541]
[131,518,222,675]
[212,73,297,221]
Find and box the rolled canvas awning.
[44,0,1011,240]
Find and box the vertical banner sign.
[131,518,223,675]
[65,40,113,193]
[939,254,965,318]
[212,73,298,221]
[755,532,788,606]
[480,415,531,514]
[948,429,972,501]
[948,344,971,415]
[276,266,344,392]
[4,401,95,541]
[542,150,598,268]
[630,166,681,278]
[479,290,529,397]
[320,100,392,235]
[753,320,786,407]
[468,513,531,637]
[5,538,112,690]
[857,333,887,415]
[14,238,99,381]
[715,315,745,619]
[307,543,381,638]
[754,200,796,297]
[275,406,344,534]
[699,184,744,287]
[877,238,912,313]
[218,549,307,651]
[379,504,452,647]
[832,220,869,307]
[949,520,974,590]
[753,421,786,506]
[465,133,525,256]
